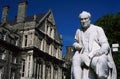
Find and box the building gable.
[36,9,62,44]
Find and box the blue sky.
[0,0,120,56]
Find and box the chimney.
[1,5,9,23]
[17,1,28,23]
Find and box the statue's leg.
[81,54,90,67]
[72,51,82,79]
[91,54,109,79]
[81,54,95,79]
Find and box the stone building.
[0,22,21,79]
[64,46,73,63]
[63,46,73,79]
[0,1,65,79]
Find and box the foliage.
[95,12,120,79]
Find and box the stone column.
[43,39,47,53]
[25,55,29,78]
[58,67,62,79]
[36,63,39,79]
[33,58,36,78]
[29,54,33,79]
[39,64,42,79]
[51,64,53,79]
[0,69,2,79]
[42,61,45,79]
[48,66,51,79]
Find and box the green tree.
[95,12,120,79]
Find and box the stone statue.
[71,11,117,79]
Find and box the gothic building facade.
[0,1,66,79]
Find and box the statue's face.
[80,15,90,29]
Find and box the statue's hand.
[73,42,82,51]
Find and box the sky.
[0,0,120,56]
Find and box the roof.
[7,13,46,25]
[25,13,46,22]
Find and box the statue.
[71,11,117,79]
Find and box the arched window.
[21,59,25,77]
[24,35,28,46]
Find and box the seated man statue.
[71,11,117,79]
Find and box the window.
[2,53,5,60]
[39,39,42,49]
[0,33,2,39]
[28,33,33,46]
[0,47,5,60]
[12,56,16,63]
[56,49,58,58]
[51,28,54,38]
[3,34,6,40]
[47,26,50,35]
[24,35,28,46]
[50,28,52,36]
[15,37,19,46]
[0,68,4,79]
[10,71,15,79]
[49,45,51,55]
[10,38,15,45]
[21,59,25,77]
[54,69,58,79]
[45,66,51,79]
[0,33,4,40]
[29,55,31,61]
[28,62,30,77]
[1,51,6,60]
[0,69,2,79]
[0,30,7,40]
[46,43,50,53]
[40,39,44,51]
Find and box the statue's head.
[78,11,91,29]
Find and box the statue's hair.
[78,11,91,18]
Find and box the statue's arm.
[97,27,110,55]
[73,29,83,52]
